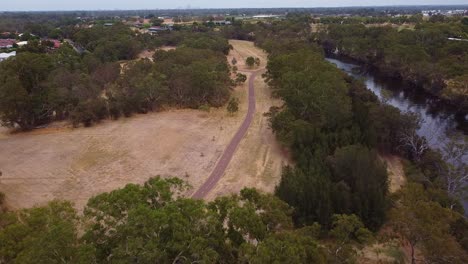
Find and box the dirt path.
[0,40,286,210]
[203,40,288,199]
[192,69,261,199]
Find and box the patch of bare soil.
[380,154,406,193]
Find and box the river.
[326,57,468,212]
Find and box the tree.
[389,183,468,264]
[255,57,261,66]
[440,135,468,208]
[0,201,92,263]
[235,73,247,84]
[327,214,373,263]
[328,145,389,229]
[231,57,237,65]
[246,56,256,67]
[239,231,327,264]
[0,52,54,130]
[81,178,307,263]
[150,18,164,26]
[227,97,239,114]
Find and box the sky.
[1,0,466,11]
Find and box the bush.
[246,56,255,67]
[227,97,240,114]
[235,73,247,84]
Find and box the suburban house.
[43,39,61,49]
[0,51,16,62]
[0,39,16,49]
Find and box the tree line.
[315,18,468,113]
[251,16,467,261]
[0,24,233,130]
[0,177,375,263]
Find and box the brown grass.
[0,40,287,210]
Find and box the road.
[192,70,261,199]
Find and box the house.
[0,51,16,62]
[46,39,61,49]
[104,23,114,27]
[0,39,16,49]
[16,41,28,47]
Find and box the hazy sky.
[1,0,466,11]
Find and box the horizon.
[1,2,467,12]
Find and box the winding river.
[326,57,468,212]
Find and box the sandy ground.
[0,40,286,210]
[380,154,406,193]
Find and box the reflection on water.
[326,57,468,212]
[326,57,467,151]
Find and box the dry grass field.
[0,40,287,210]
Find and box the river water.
[326,57,468,212]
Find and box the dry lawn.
[205,40,288,199]
[0,40,287,210]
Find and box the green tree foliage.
[227,97,240,114]
[239,231,326,263]
[0,201,92,263]
[317,21,468,111]
[235,73,247,84]
[389,183,468,264]
[0,52,53,129]
[180,33,232,55]
[255,57,261,66]
[0,177,338,263]
[327,214,373,263]
[79,178,327,263]
[260,19,415,231]
[150,18,164,26]
[74,23,142,62]
[246,56,256,67]
[328,145,389,229]
[0,29,233,129]
[152,47,231,108]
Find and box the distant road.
[192,70,260,199]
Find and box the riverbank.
[326,53,467,134]
[326,56,468,214]
[325,52,468,119]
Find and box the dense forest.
[251,14,467,262]
[315,16,468,113]
[0,11,467,263]
[0,24,233,129]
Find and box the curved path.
[192,70,261,199]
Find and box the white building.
[0,51,16,62]
[17,41,28,47]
